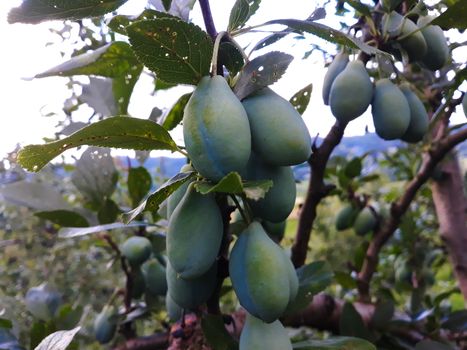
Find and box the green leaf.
[265,19,390,57]
[233,51,293,100]
[107,9,176,35]
[344,157,363,178]
[97,199,121,224]
[334,271,357,289]
[339,303,374,341]
[344,0,371,17]
[286,261,334,314]
[431,1,467,30]
[8,0,128,24]
[127,18,213,85]
[415,340,454,350]
[58,222,152,238]
[370,300,394,329]
[162,0,172,11]
[34,326,81,350]
[35,42,139,78]
[293,336,376,349]
[243,180,273,200]
[55,305,83,330]
[18,117,179,172]
[34,210,89,228]
[112,65,143,114]
[0,318,12,329]
[122,171,196,223]
[228,0,261,31]
[128,167,153,207]
[162,93,192,130]
[219,42,245,76]
[289,83,313,115]
[195,172,244,195]
[201,314,239,350]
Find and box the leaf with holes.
[18,117,179,172]
[107,9,176,35]
[219,42,245,76]
[228,0,261,31]
[8,0,128,24]
[289,83,313,115]
[127,18,213,85]
[162,93,192,130]
[265,19,389,57]
[233,51,293,100]
[122,171,196,223]
[34,210,89,228]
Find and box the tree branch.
[112,332,169,350]
[199,0,217,41]
[291,121,346,267]
[357,127,467,300]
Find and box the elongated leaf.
[18,117,179,172]
[162,93,192,130]
[233,51,293,100]
[112,65,143,114]
[265,19,389,57]
[128,167,152,207]
[228,0,261,31]
[441,310,467,332]
[290,83,313,115]
[122,171,196,223]
[35,210,89,227]
[431,1,467,30]
[36,42,138,78]
[8,0,128,24]
[201,314,238,350]
[58,222,152,238]
[371,300,394,329]
[34,326,80,350]
[127,18,213,85]
[344,0,371,16]
[286,261,334,314]
[293,336,376,349]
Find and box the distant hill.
[120,132,466,182]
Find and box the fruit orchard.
[1,0,466,350]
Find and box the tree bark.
[431,152,467,300]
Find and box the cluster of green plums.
[93,235,168,344]
[335,203,386,236]
[158,74,314,349]
[323,11,450,143]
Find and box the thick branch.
[291,121,346,267]
[199,0,217,40]
[357,127,467,300]
[432,154,467,299]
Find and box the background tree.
[0,0,466,349]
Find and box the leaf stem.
[230,194,250,224]
[211,31,228,76]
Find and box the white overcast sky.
[0,0,465,159]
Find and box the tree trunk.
[431,153,467,300]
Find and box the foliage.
[2,0,467,349]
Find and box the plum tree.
[2,0,466,349]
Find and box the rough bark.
[432,153,467,300]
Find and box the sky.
[0,0,465,160]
